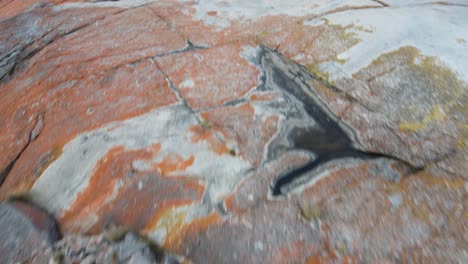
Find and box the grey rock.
[0,201,59,263]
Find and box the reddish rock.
[0,1,466,263]
[156,42,260,110]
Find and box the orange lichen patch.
[163,212,221,251]
[201,103,279,165]
[35,7,187,79]
[207,11,217,16]
[51,139,206,234]
[299,162,374,199]
[148,4,228,46]
[305,230,357,264]
[268,240,319,264]
[0,5,182,195]
[226,14,340,65]
[189,125,229,155]
[59,146,153,227]
[224,194,236,213]
[249,92,280,102]
[82,172,205,234]
[144,203,189,234]
[156,42,260,110]
[6,147,63,198]
[0,59,178,196]
[152,154,195,175]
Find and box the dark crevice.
[371,0,390,7]
[0,114,43,187]
[255,46,424,196]
[0,140,31,187]
[153,59,204,125]
[271,150,422,196]
[103,39,206,74]
[423,2,468,7]
[0,2,154,85]
[155,40,207,58]
[195,97,250,113]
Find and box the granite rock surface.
[0,0,467,263]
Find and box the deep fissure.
[256,46,422,196]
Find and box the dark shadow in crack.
[256,46,421,196]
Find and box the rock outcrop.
[0,0,466,263]
[0,199,60,263]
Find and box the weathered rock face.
[0,200,61,263]
[0,0,467,263]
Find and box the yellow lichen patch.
[352,46,467,138]
[399,105,448,132]
[357,46,467,105]
[384,182,403,195]
[104,225,129,242]
[166,212,220,250]
[414,172,465,190]
[385,172,465,222]
[298,201,320,223]
[304,20,364,68]
[336,24,361,47]
[146,206,220,251]
[303,22,375,82]
[319,19,362,48]
[457,124,468,150]
[307,64,330,83]
[147,206,188,246]
[253,30,270,44]
[332,55,347,64]
[399,122,425,132]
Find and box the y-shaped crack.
[253,46,424,196]
[152,57,204,126]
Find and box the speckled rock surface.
[0,0,467,263]
[0,200,61,263]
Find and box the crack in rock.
[248,46,422,196]
[0,2,159,85]
[0,113,43,186]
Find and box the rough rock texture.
[0,0,467,263]
[0,200,61,263]
[25,230,186,263]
